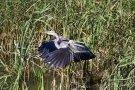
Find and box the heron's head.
[45,30,56,36]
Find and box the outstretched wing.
[42,48,73,68]
[38,41,57,58]
[69,41,95,62]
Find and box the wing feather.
[44,50,61,63]
[56,50,69,68]
[44,48,73,68]
[69,40,95,62]
[48,55,62,67]
[38,41,57,55]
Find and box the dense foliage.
[0,0,135,90]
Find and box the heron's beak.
[44,30,56,36]
[45,31,51,34]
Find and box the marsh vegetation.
[0,0,135,90]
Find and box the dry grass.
[0,0,135,90]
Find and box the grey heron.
[38,31,95,68]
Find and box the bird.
[38,30,95,68]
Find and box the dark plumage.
[38,31,95,68]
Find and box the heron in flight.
[38,31,95,68]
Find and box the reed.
[0,0,135,90]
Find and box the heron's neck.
[54,41,61,49]
[54,33,61,49]
[55,34,60,42]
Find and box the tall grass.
[0,0,135,90]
